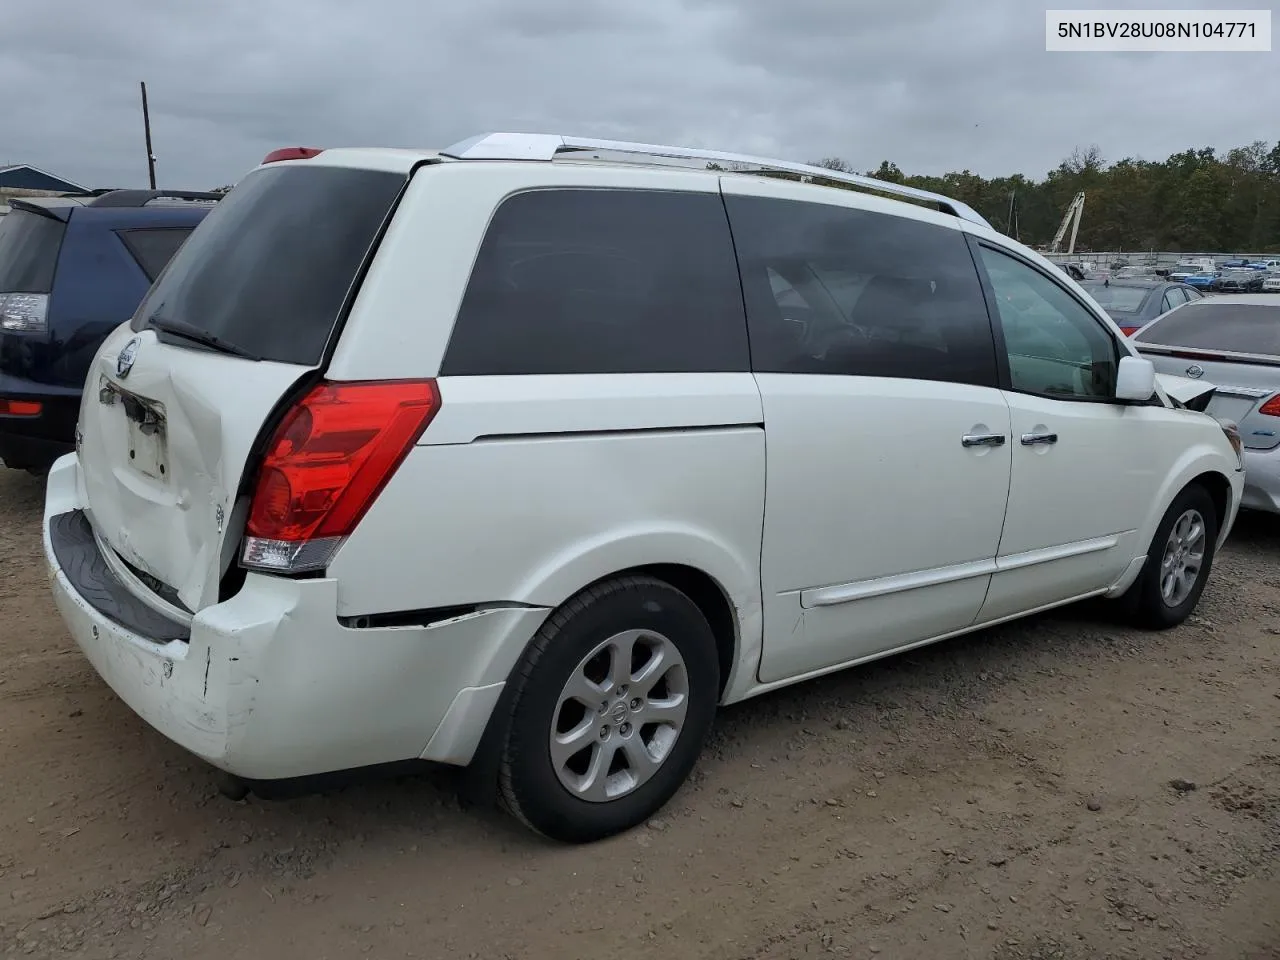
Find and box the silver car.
[1132,294,1280,515]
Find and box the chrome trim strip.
[801,534,1123,608]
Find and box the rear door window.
[1134,302,1280,356]
[0,209,66,293]
[117,227,195,282]
[440,189,749,376]
[131,164,405,365]
[722,194,997,385]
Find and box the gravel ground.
[1,466,1278,960]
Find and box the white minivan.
[44,134,1244,842]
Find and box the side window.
[1184,287,1203,301]
[1161,290,1182,313]
[440,189,748,376]
[722,194,997,386]
[977,245,1119,400]
[117,227,195,282]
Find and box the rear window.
[440,189,749,376]
[117,227,194,282]
[131,165,405,365]
[1135,302,1280,356]
[1080,283,1148,313]
[0,209,66,293]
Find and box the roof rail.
[87,189,223,208]
[439,133,992,228]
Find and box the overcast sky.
[2,0,1276,190]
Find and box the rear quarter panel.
[325,374,766,649]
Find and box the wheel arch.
[1187,470,1231,536]
[578,563,740,700]
[457,549,762,807]
[1140,442,1240,552]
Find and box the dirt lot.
[1,468,1278,960]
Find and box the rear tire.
[496,576,719,843]
[1120,484,1219,630]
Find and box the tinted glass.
[442,189,748,376]
[978,246,1119,399]
[117,227,194,281]
[723,195,996,385]
[1135,302,1280,356]
[0,209,66,293]
[132,165,404,365]
[1081,282,1148,312]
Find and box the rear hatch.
[76,160,407,612]
[1133,301,1280,450]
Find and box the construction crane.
[1048,192,1086,254]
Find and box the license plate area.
[98,376,169,481]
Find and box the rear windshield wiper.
[145,316,261,361]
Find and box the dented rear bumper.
[43,453,548,779]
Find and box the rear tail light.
[1118,326,1139,337]
[262,147,324,164]
[0,293,49,333]
[1260,395,1280,417]
[0,399,42,416]
[241,379,440,574]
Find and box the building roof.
[0,164,89,194]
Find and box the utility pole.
[140,81,157,189]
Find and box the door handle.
[1021,432,1058,445]
[961,433,1006,447]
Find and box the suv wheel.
[496,575,719,843]
[1120,484,1219,629]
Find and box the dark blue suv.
[0,189,219,472]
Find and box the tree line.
[808,141,1280,254]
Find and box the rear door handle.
[961,433,1006,447]
[1021,432,1058,446]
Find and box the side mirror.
[1115,355,1156,401]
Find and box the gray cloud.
[1,0,1274,190]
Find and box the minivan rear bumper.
[0,371,79,470]
[43,453,548,779]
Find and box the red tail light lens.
[1119,326,1139,337]
[242,380,440,573]
[1260,395,1280,417]
[262,147,324,164]
[0,399,42,416]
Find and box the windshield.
[132,164,405,365]
[1135,302,1280,356]
[1080,283,1148,312]
[0,209,66,293]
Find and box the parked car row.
[11,135,1254,843]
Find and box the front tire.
[1122,484,1219,629]
[496,576,720,843]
